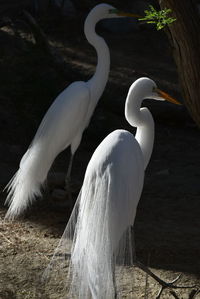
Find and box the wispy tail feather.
[4,145,49,220]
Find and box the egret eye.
[152,87,157,92]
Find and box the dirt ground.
[0,6,200,299]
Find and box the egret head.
[84,4,141,40]
[130,77,181,105]
[87,3,141,21]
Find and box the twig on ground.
[170,289,200,299]
[36,251,51,261]
[134,260,198,299]
[189,289,200,299]
[170,290,180,299]
[144,254,151,299]
[0,231,13,245]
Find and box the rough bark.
[158,0,200,127]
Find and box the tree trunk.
[158,0,200,127]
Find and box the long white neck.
[125,89,155,170]
[84,10,110,104]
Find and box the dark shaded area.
[0,0,31,18]
[0,3,200,296]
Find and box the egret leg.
[112,257,118,299]
[66,153,74,182]
[65,153,74,206]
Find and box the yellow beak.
[117,12,142,18]
[108,9,142,18]
[155,88,181,105]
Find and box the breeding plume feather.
[43,78,180,298]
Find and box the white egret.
[4,4,138,220]
[44,78,181,298]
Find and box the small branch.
[170,290,180,299]
[134,260,197,298]
[189,289,200,299]
[144,254,151,299]
[36,251,50,261]
[0,231,13,245]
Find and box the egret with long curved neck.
[4,4,136,220]
[45,77,180,298]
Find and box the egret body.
[5,4,132,219]
[45,78,180,298]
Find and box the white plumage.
[44,78,180,298]
[5,4,130,219]
[5,82,90,218]
[69,130,144,298]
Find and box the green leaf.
[139,5,176,30]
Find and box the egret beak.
[155,88,181,105]
[117,12,142,18]
[109,9,142,18]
